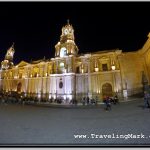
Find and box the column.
[87,60,92,98]
[112,71,116,94]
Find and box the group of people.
[81,96,98,106]
[103,95,119,111]
[1,90,150,112]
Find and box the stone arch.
[102,83,113,98]
[75,62,82,73]
[60,47,67,57]
[17,82,22,93]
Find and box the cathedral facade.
[0,21,150,103]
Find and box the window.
[102,64,108,71]
[60,62,64,67]
[60,47,67,57]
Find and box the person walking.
[82,97,86,106]
[86,96,89,105]
[104,96,111,111]
[95,96,98,105]
[144,91,150,109]
[114,95,119,105]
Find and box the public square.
[0,98,149,146]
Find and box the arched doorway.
[17,82,22,93]
[76,66,80,73]
[102,83,113,98]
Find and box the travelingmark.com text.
[74,133,149,140]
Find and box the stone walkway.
[0,97,149,146]
[27,97,143,108]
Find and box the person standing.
[105,96,111,111]
[95,96,98,105]
[87,96,89,105]
[114,95,119,104]
[82,97,86,106]
[144,91,150,109]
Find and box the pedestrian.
[144,91,150,109]
[74,99,78,105]
[82,97,85,106]
[105,96,111,111]
[87,96,89,105]
[114,95,119,104]
[95,96,98,105]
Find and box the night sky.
[0,2,150,64]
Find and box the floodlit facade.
[0,21,150,103]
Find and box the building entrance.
[17,82,22,93]
[102,83,113,98]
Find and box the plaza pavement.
[0,97,149,146]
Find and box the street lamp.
[95,67,99,72]
[111,65,116,71]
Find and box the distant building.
[0,21,150,103]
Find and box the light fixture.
[81,69,84,73]
[49,94,51,99]
[60,62,64,67]
[111,65,116,71]
[95,67,99,72]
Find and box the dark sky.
[0,2,149,64]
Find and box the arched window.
[60,47,67,57]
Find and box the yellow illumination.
[81,69,84,73]
[111,65,116,70]
[95,67,99,72]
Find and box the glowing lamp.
[95,67,99,72]
[81,69,84,73]
[49,94,51,99]
[111,65,116,71]
[14,76,17,79]
[53,95,56,99]
[38,93,41,98]
[60,62,64,67]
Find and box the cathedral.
[0,21,150,103]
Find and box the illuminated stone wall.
[139,33,150,84]
[0,21,150,102]
[0,48,145,102]
[118,52,144,96]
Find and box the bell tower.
[1,43,15,70]
[55,20,79,58]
